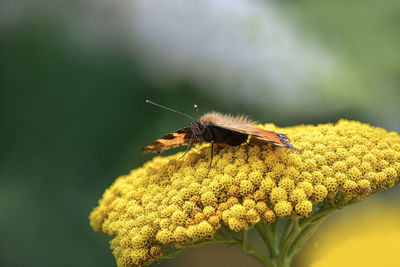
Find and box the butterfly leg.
[179,134,194,160]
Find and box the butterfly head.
[190,120,207,137]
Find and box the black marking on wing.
[141,127,202,154]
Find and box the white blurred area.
[1,0,343,112]
[129,0,339,110]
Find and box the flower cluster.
[90,120,400,266]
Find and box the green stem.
[242,229,248,248]
[271,217,280,238]
[280,218,299,256]
[288,222,318,257]
[255,223,268,245]
[280,219,294,249]
[240,239,277,267]
[300,207,334,227]
[255,223,277,257]
[267,218,280,256]
[289,208,336,257]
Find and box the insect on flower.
[141,100,298,169]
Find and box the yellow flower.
[90,120,400,266]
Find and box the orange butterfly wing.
[141,127,202,154]
[216,125,298,150]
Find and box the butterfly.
[141,100,298,169]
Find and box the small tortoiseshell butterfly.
[142,100,298,169]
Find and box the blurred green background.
[1,0,399,266]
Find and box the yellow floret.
[290,188,307,203]
[194,212,206,224]
[323,177,338,193]
[304,159,317,172]
[246,209,261,224]
[251,160,266,173]
[230,204,246,218]
[186,225,200,241]
[262,209,276,224]
[173,226,187,243]
[375,172,392,188]
[295,200,313,217]
[343,180,358,196]
[131,248,148,265]
[208,181,222,195]
[224,164,238,177]
[239,180,255,196]
[227,185,240,197]
[313,184,328,202]
[274,200,292,217]
[159,218,171,230]
[260,177,276,193]
[270,187,288,204]
[203,206,216,217]
[130,234,147,249]
[278,177,295,192]
[321,166,334,177]
[359,161,372,173]
[254,190,266,201]
[226,197,239,207]
[234,172,248,186]
[243,199,256,210]
[140,225,156,239]
[188,182,201,195]
[377,160,389,171]
[221,210,232,224]
[201,191,218,207]
[299,172,313,182]
[197,221,214,238]
[315,154,327,166]
[182,201,197,213]
[334,172,348,186]
[208,215,221,227]
[149,245,162,259]
[156,229,174,245]
[333,161,347,173]
[285,166,300,180]
[255,201,268,214]
[312,171,324,184]
[171,210,188,226]
[228,217,246,232]
[346,155,361,168]
[297,181,314,196]
[195,167,209,178]
[348,167,362,181]
[384,167,397,180]
[217,202,229,212]
[248,171,263,186]
[357,179,371,194]
[218,174,234,190]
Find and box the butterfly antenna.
[194,104,200,119]
[146,100,195,120]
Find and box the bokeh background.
[1,0,399,266]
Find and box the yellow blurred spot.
[308,204,400,267]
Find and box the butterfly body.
[141,112,297,154]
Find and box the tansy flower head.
[90,120,400,266]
